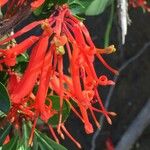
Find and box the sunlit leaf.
[86,0,112,16]
[69,0,94,15]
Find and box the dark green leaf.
[33,5,44,16]
[0,71,9,85]
[56,0,68,5]
[2,134,18,150]
[69,0,94,15]
[35,129,67,150]
[86,0,112,16]
[16,121,31,150]
[33,0,53,18]
[17,53,29,63]
[32,134,38,150]
[48,95,70,127]
[0,82,11,113]
[0,123,12,146]
[14,62,28,74]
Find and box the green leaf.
[57,0,68,5]
[0,123,12,146]
[0,71,8,85]
[33,5,44,16]
[86,0,112,16]
[14,62,28,74]
[48,95,70,127]
[33,0,53,18]
[15,53,29,74]
[16,121,31,150]
[0,111,6,118]
[32,134,38,150]
[69,0,94,15]
[0,82,11,113]
[35,129,67,150]
[17,53,29,63]
[2,134,18,150]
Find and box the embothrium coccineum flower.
[129,0,150,11]
[0,4,118,148]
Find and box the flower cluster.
[0,4,118,148]
[129,0,150,11]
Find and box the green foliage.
[48,95,70,127]
[1,122,68,150]
[16,53,29,63]
[33,0,54,17]
[15,53,29,74]
[0,123,12,146]
[69,0,93,15]
[2,135,18,150]
[1,122,30,150]
[86,0,113,16]
[0,82,11,114]
[68,0,113,15]
[35,129,68,150]
[33,0,111,17]
[56,0,68,5]
[16,121,31,150]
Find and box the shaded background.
[61,7,150,150]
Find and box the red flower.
[129,0,150,11]
[31,0,45,9]
[0,4,118,148]
[0,0,8,6]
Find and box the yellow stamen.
[97,45,116,54]
[41,19,52,34]
[56,46,65,55]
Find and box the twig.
[0,5,31,38]
[115,98,150,150]
[90,42,150,150]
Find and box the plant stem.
[104,0,114,48]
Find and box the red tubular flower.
[0,0,8,6]
[0,4,118,148]
[129,0,150,11]
[31,0,45,10]
[0,36,39,66]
